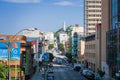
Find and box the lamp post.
[6,29,29,80]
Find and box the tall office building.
[101,0,120,79]
[105,0,120,79]
[84,0,102,36]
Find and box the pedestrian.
[39,61,42,72]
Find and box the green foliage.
[58,43,64,51]
[48,44,54,50]
[66,47,70,53]
[72,58,77,63]
[54,32,58,38]
[49,53,54,62]
[0,64,7,79]
[65,53,72,59]
[97,69,105,77]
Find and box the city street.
[53,64,88,80]
[30,64,88,80]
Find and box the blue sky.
[0,0,84,34]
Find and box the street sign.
[43,53,50,62]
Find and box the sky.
[0,0,84,34]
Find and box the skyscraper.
[84,0,102,36]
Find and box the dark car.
[73,63,81,71]
[85,71,95,80]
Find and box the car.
[81,69,95,80]
[85,70,95,80]
[73,63,81,71]
[48,63,53,67]
[94,72,101,80]
[81,69,89,75]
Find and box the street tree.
[0,64,7,79]
[49,53,54,62]
[58,43,64,51]
[48,44,54,50]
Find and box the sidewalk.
[30,67,43,80]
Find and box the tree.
[49,53,54,62]
[72,58,77,63]
[48,44,54,50]
[65,52,72,59]
[54,32,58,38]
[0,64,7,79]
[58,43,64,51]
[65,52,72,63]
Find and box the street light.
[6,29,29,80]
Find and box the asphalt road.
[53,64,88,80]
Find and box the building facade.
[84,0,102,35]
[78,39,85,64]
[72,25,84,57]
[44,32,54,44]
[104,0,120,79]
[84,34,96,71]
[22,28,42,65]
[0,35,35,80]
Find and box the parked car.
[85,70,95,80]
[48,63,53,67]
[94,72,101,80]
[81,69,95,80]
[81,69,88,75]
[73,63,81,71]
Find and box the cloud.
[54,1,74,6]
[2,0,42,3]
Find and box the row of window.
[87,19,101,22]
[87,28,96,30]
[85,34,95,41]
[87,23,96,26]
[86,10,101,12]
[85,52,95,58]
[87,14,101,17]
[85,44,95,49]
[86,5,101,8]
[86,1,101,4]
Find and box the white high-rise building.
[22,28,41,41]
[44,32,54,44]
[84,0,102,36]
[59,32,68,44]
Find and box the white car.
[81,69,95,80]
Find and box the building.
[84,23,102,73]
[22,28,42,65]
[101,0,120,79]
[78,39,85,64]
[22,28,40,41]
[0,34,35,80]
[84,0,102,35]
[101,0,111,79]
[84,34,96,71]
[66,24,84,57]
[44,32,54,44]
[72,24,84,57]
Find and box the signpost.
[42,53,50,80]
